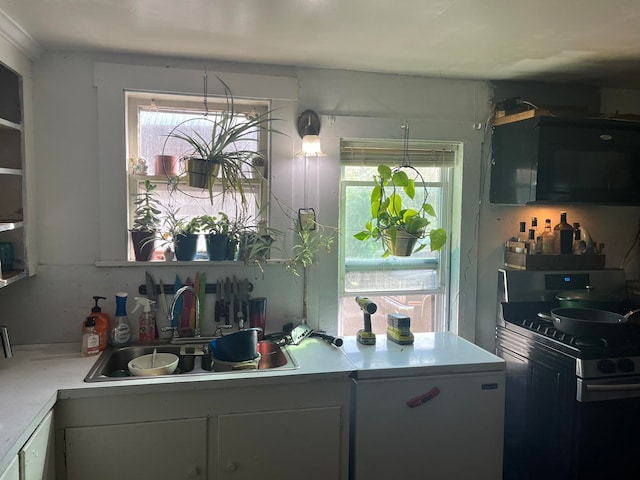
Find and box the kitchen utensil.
[209,328,261,362]
[249,297,267,339]
[173,274,182,330]
[127,352,179,376]
[287,324,314,346]
[537,308,640,339]
[198,271,206,326]
[555,287,624,312]
[310,331,343,347]
[145,271,159,339]
[182,276,192,332]
[159,279,169,317]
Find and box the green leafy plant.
[354,164,447,257]
[131,179,161,232]
[285,224,335,276]
[199,212,231,235]
[167,76,281,207]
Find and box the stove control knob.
[597,359,616,374]
[617,358,635,373]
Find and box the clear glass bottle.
[527,229,537,255]
[531,217,541,253]
[553,211,574,254]
[517,221,527,243]
[541,219,554,254]
[573,224,586,255]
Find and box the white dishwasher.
[343,332,505,480]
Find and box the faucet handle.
[1,325,12,358]
[160,325,180,338]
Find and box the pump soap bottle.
[81,316,100,357]
[110,292,132,347]
[88,295,110,351]
[133,297,156,344]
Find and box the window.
[125,92,269,260]
[339,139,457,336]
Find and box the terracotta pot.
[154,155,179,176]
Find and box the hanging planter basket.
[186,157,221,189]
[382,229,422,257]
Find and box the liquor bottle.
[531,217,542,253]
[541,219,554,254]
[553,211,574,255]
[573,224,586,255]
[517,221,527,242]
[527,229,537,255]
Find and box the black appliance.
[490,116,640,205]
[496,268,640,480]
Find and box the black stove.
[496,268,640,480]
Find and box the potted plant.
[354,164,447,257]
[200,213,232,261]
[161,209,201,261]
[167,77,280,207]
[130,179,161,261]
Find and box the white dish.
[127,352,179,376]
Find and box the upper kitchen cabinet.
[0,59,32,288]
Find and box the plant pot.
[205,233,229,261]
[239,234,274,262]
[154,155,180,177]
[131,230,156,261]
[382,230,420,257]
[174,233,199,261]
[227,238,238,261]
[187,158,220,189]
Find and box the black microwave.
[490,116,640,205]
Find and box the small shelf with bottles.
[504,241,606,271]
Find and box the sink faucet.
[162,286,200,340]
[1,325,12,358]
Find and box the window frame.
[337,140,457,335]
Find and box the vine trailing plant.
[354,164,447,257]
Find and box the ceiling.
[1,0,640,88]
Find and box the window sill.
[95,259,289,268]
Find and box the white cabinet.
[216,407,342,480]
[351,372,505,480]
[0,61,29,287]
[55,377,351,480]
[0,457,18,480]
[64,418,207,480]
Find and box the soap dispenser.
[133,296,156,344]
[110,292,132,347]
[88,295,110,351]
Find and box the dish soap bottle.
[133,297,156,344]
[110,292,132,347]
[89,295,110,351]
[81,316,100,357]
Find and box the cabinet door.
[352,372,504,480]
[64,418,207,480]
[20,410,54,480]
[0,456,18,480]
[216,407,342,480]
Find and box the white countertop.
[0,332,502,473]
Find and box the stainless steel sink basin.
[84,341,298,382]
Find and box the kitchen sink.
[84,341,298,382]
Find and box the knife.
[173,274,182,332]
[145,271,159,339]
[191,273,199,331]
[228,277,235,325]
[198,271,206,333]
[182,276,192,333]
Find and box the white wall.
[1,49,639,352]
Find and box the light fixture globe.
[297,109,325,157]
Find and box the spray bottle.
[133,297,156,344]
[88,295,110,351]
[110,292,132,347]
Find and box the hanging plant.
[354,164,447,257]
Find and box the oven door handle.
[586,383,640,392]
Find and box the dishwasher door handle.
[406,386,440,408]
[586,383,640,392]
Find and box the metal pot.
[555,287,624,312]
[537,308,640,339]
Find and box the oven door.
[577,375,640,402]
[572,386,640,480]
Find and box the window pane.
[340,294,444,336]
[344,268,439,293]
